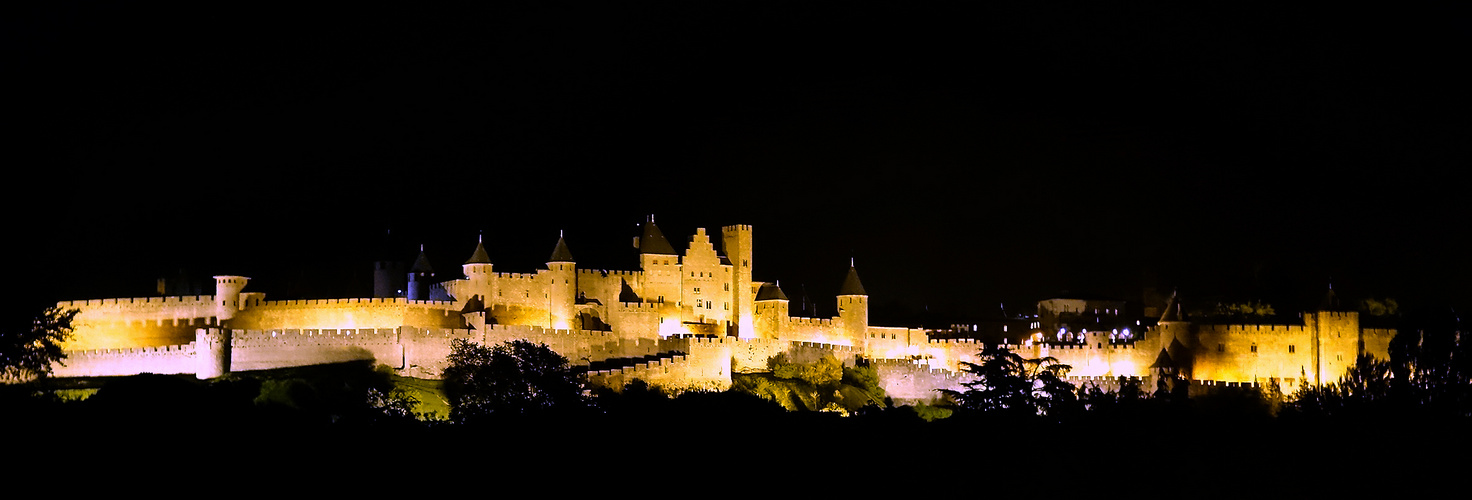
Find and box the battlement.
[58,295,214,308]
[721,225,753,233]
[929,339,984,345]
[1196,324,1308,335]
[579,269,641,277]
[789,341,856,352]
[787,316,834,327]
[231,328,402,347]
[618,302,660,310]
[492,272,541,280]
[66,343,198,357]
[259,297,455,307]
[585,355,689,377]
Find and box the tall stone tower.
[547,231,576,330]
[213,275,249,325]
[1152,291,1194,380]
[1305,286,1360,385]
[836,261,868,345]
[407,245,433,301]
[721,225,755,338]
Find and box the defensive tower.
[547,231,576,330]
[721,225,755,338]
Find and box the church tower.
[547,231,576,330]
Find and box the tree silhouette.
[442,339,585,424]
[940,344,1076,421]
[1,307,78,382]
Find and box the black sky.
[8,3,1468,327]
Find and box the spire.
[411,244,434,274]
[464,233,492,265]
[637,215,676,255]
[838,262,867,296]
[549,231,575,263]
[1159,289,1185,322]
[1319,283,1343,311]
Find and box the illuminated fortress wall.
[42,222,1397,400]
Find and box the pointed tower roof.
[410,245,434,274]
[755,282,789,301]
[1159,290,1186,322]
[638,215,677,255]
[1318,283,1344,311]
[838,259,867,296]
[464,234,492,265]
[1149,348,1176,369]
[549,230,575,263]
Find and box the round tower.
[461,234,495,309]
[754,282,790,340]
[407,245,434,301]
[547,231,576,330]
[213,275,249,325]
[195,327,232,379]
[836,260,869,346]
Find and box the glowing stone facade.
[46,220,1394,399]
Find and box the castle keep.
[47,220,1396,399]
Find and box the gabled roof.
[755,282,789,301]
[410,245,434,275]
[638,216,677,255]
[464,235,491,265]
[838,264,867,296]
[549,233,575,263]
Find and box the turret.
[407,245,434,301]
[1154,290,1194,380]
[547,231,576,330]
[836,260,868,345]
[1305,284,1360,385]
[213,275,249,324]
[721,224,755,338]
[754,282,790,339]
[635,215,680,307]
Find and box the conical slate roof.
[638,216,677,255]
[1319,286,1343,311]
[1149,348,1176,369]
[410,245,434,274]
[549,232,575,262]
[838,264,867,296]
[464,235,491,265]
[755,282,789,301]
[1159,290,1185,322]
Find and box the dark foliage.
[1,307,77,381]
[442,339,585,424]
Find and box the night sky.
[8,4,1468,327]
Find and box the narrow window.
[1289,345,1296,353]
[1217,344,1224,352]
[1251,345,1258,353]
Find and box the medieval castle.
[46,219,1396,401]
